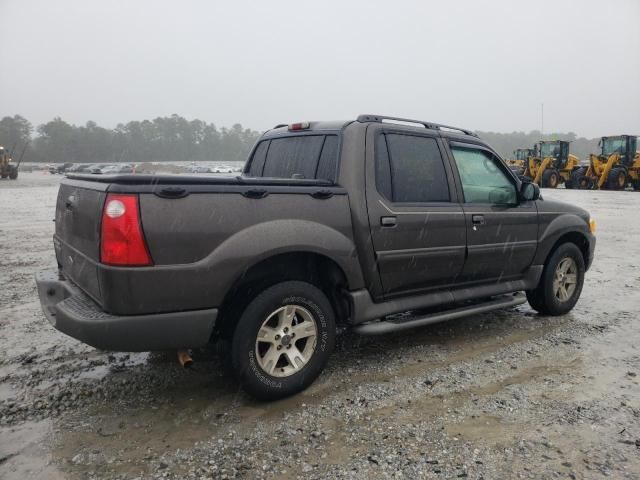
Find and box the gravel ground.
[1,172,639,479]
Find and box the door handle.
[381,216,397,227]
[472,214,485,225]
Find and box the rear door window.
[376,133,450,203]
[248,135,339,181]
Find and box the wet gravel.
[1,173,639,479]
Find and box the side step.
[353,292,526,336]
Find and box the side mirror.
[520,181,540,201]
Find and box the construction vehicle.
[0,145,19,180]
[506,147,535,176]
[572,135,640,190]
[527,140,580,188]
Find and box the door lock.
[472,214,485,231]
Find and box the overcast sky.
[1,0,638,138]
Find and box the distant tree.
[35,117,78,163]
[0,115,33,159]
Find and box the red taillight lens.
[100,194,152,266]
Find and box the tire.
[541,169,559,188]
[570,167,589,189]
[8,168,18,180]
[605,167,626,190]
[526,243,585,316]
[230,281,335,400]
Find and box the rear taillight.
[100,193,152,266]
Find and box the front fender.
[534,212,592,266]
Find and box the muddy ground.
[1,172,639,479]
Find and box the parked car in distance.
[36,114,596,400]
[188,165,212,174]
[99,164,134,175]
[49,163,75,174]
[66,164,88,173]
[89,164,112,174]
[67,163,97,173]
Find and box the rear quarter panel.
[99,191,362,315]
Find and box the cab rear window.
[247,135,339,182]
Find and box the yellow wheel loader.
[0,145,19,180]
[527,140,580,188]
[574,135,640,190]
[507,148,535,177]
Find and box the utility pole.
[541,103,544,136]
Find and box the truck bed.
[55,174,358,316]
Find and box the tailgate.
[54,179,108,304]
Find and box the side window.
[315,135,339,181]
[375,134,392,199]
[376,133,450,203]
[451,146,517,204]
[249,140,269,176]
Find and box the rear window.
[248,135,339,181]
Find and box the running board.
[353,293,526,336]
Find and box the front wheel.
[605,167,626,190]
[541,169,559,188]
[526,243,585,315]
[230,281,336,400]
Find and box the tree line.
[0,114,261,164]
[0,113,604,165]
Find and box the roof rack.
[272,123,288,129]
[356,114,478,137]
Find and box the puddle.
[0,420,65,480]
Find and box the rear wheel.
[526,243,585,315]
[230,281,336,400]
[8,167,18,180]
[541,169,559,188]
[605,167,626,190]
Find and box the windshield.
[515,150,530,161]
[540,143,561,158]
[602,137,626,156]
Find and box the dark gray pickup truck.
[36,114,596,399]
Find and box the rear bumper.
[35,269,217,351]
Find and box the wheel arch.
[215,250,354,339]
[537,230,591,272]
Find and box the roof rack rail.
[272,123,288,129]
[356,114,478,137]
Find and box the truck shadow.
[82,305,569,414]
